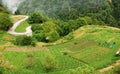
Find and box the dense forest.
[16,0,120,27]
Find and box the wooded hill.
[16,0,120,27]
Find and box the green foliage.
[68,65,95,74]
[23,54,36,68]
[46,31,60,42]
[32,21,60,42]
[56,17,88,37]
[15,36,36,46]
[76,17,88,26]
[0,13,12,31]
[1,25,120,74]
[55,20,70,36]
[33,30,45,42]
[43,21,58,33]
[65,33,74,40]
[112,0,120,27]
[41,54,58,72]
[31,24,43,32]
[28,12,46,24]
[112,0,120,20]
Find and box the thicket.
[32,21,60,42]
[17,0,120,27]
[27,12,47,24]
[24,0,120,43]
[30,12,105,43]
[0,13,12,31]
[40,55,58,72]
[15,36,36,46]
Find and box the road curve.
[8,15,32,36]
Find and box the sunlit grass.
[15,21,30,32]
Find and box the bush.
[68,65,95,74]
[55,20,71,36]
[0,13,12,31]
[15,36,36,46]
[27,12,46,24]
[33,30,45,42]
[76,17,88,27]
[46,31,60,42]
[31,24,43,32]
[23,54,35,68]
[41,55,58,72]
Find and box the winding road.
[8,15,32,36]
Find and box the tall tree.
[112,0,120,23]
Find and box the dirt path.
[8,15,32,36]
[74,27,86,39]
[99,60,120,72]
[4,46,49,52]
[108,26,120,31]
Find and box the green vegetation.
[0,31,15,45]
[17,0,119,27]
[15,21,29,32]
[112,0,120,27]
[0,0,120,74]
[0,25,119,74]
[28,12,46,24]
[15,35,36,46]
[41,54,58,72]
[0,13,12,31]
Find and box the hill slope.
[2,25,120,74]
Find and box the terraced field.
[1,25,120,74]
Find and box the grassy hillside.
[2,25,120,74]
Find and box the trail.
[99,60,120,72]
[8,15,32,36]
[4,46,49,52]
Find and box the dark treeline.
[0,1,12,31]
[16,0,120,27]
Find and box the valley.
[0,0,120,74]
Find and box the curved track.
[8,16,32,36]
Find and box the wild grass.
[1,25,120,74]
[15,21,30,32]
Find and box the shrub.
[46,31,60,42]
[65,33,74,40]
[41,55,58,72]
[43,21,58,33]
[23,54,36,68]
[33,30,45,42]
[0,13,12,31]
[76,17,88,27]
[27,12,46,24]
[84,16,93,25]
[55,20,71,36]
[69,65,95,74]
[31,24,43,32]
[15,36,36,46]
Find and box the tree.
[15,36,36,46]
[0,13,12,31]
[33,30,45,42]
[112,0,120,26]
[28,12,46,24]
[46,31,60,42]
[112,0,120,20]
[41,54,58,72]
